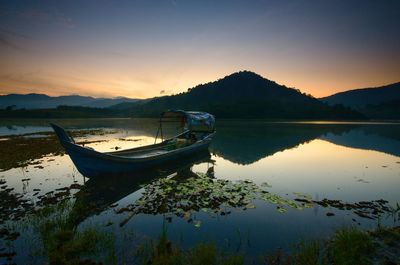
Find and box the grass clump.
[188,243,217,265]
[31,201,116,265]
[136,234,244,265]
[220,255,244,265]
[265,227,380,265]
[293,240,326,265]
[0,129,115,171]
[329,227,374,265]
[370,226,400,246]
[265,240,326,265]
[0,134,64,171]
[149,227,184,265]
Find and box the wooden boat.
[70,152,213,225]
[51,110,215,178]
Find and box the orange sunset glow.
[1,1,399,99]
[0,1,400,98]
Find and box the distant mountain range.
[1,71,399,119]
[112,71,362,119]
[320,82,400,119]
[0,93,140,109]
[320,82,400,109]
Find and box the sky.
[0,0,399,99]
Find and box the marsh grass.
[370,226,400,246]
[293,240,327,265]
[135,221,244,265]
[147,241,244,265]
[329,227,374,265]
[0,134,64,171]
[0,129,116,171]
[28,201,116,265]
[4,205,399,265]
[265,241,326,265]
[265,227,381,265]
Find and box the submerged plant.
[292,240,327,265]
[135,222,244,265]
[28,200,116,265]
[117,173,307,227]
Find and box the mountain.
[0,93,140,109]
[112,71,363,119]
[360,100,400,119]
[320,82,400,109]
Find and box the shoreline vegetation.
[130,225,400,265]
[2,196,399,265]
[0,129,117,171]
[0,106,124,119]
[2,105,398,120]
[0,105,365,120]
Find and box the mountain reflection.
[211,121,400,164]
[1,119,399,166]
[321,124,400,157]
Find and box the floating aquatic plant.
[116,173,307,227]
[295,197,394,221]
[0,129,117,171]
[116,173,399,228]
[0,179,81,244]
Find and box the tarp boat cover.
[161,110,215,133]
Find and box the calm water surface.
[1,119,399,264]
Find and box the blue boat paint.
[50,117,215,178]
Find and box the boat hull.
[63,140,211,178]
[51,123,213,178]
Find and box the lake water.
[1,119,399,264]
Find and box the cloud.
[0,36,20,50]
[0,72,144,98]
[20,8,75,28]
[0,28,28,39]
[159,89,172,95]
[0,28,28,51]
[51,9,75,29]
[1,7,75,29]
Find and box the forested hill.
[321,82,400,109]
[113,71,363,119]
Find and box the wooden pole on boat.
[154,125,160,144]
[160,122,163,142]
[154,115,162,144]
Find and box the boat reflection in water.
[71,151,214,226]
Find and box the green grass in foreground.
[136,225,400,265]
[135,223,243,265]
[266,226,400,265]
[329,227,374,265]
[29,201,116,265]
[4,198,399,265]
